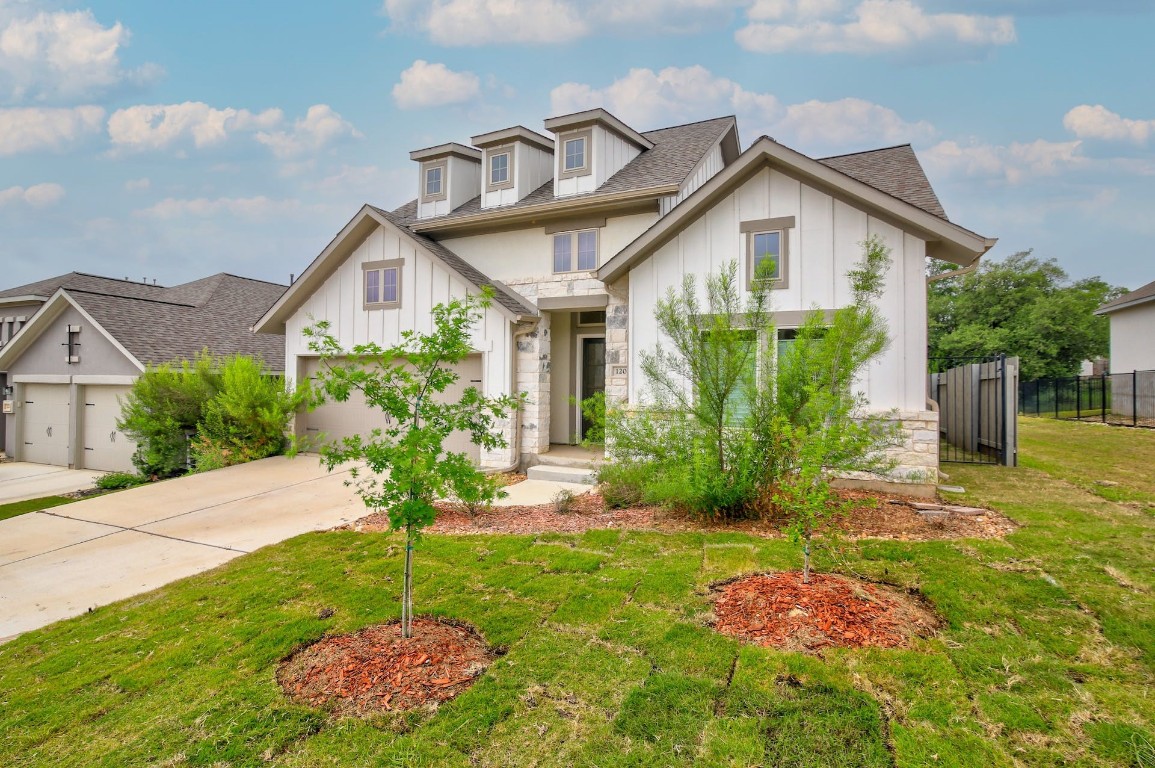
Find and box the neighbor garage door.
[82,384,136,472]
[298,355,484,463]
[21,383,71,466]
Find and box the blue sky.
[2,0,1152,291]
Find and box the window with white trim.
[553,229,598,273]
[425,166,443,197]
[363,259,403,309]
[564,137,585,171]
[490,152,509,185]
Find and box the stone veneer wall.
[881,409,940,484]
[604,277,629,407]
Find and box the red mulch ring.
[712,571,940,654]
[342,488,1014,541]
[277,617,494,717]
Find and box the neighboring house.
[0,273,285,472]
[256,108,996,483]
[1095,279,1155,373]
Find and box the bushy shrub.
[94,471,148,490]
[118,353,217,477]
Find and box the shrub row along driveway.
[0,456,364,640]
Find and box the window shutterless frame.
[485,145,515,192]
[420,161,447,203]
[557,128,593,180]
[552,229,599,273]
[740,216,795,290]
[362,259,404,309]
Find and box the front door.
[580,337,606,440]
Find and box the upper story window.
[740,216,795,290]
[486,146,514,192]
[421,162,447,203]
[553,229,598,273]
[363,259,403,309]
[557,129,593,180]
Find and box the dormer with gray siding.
[410,143,482,220]
[544,109,654,198]
[470,126,554,210]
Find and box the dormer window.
[557,128,592,180]
[485,146,514,192]
[421,161,447,202]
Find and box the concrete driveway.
[0,463,104,505]
[0,455,365,640]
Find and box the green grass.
[1,418,1153,766]
[0,495,75,521]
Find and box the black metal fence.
[1019,370,1155,428]
[928,354,1018,466]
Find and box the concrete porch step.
[526,464,598,485]
[537,446,604,470]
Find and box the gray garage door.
[298,355,485,464]
[82,384,137,472]
[22,383,71,466]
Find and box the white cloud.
[0,8,159,102]
[108,102,283,152]
[922,138,1086,184]
[735,0,1016,55]
[550,66,930,151]
[136,195,311,220]
[0,182,65,207]
[124,177,150,191]
[391,60,481,110]
[0,105,104,154]
[254,104,362,157]
[1063,104,1155,145]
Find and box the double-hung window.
[421,162,446,203]
[490,152,509,185]
[363,259,403,309]
[553,229,598,273]
[740,216,794,290]
[557,129,592,179]
[486,146,514,191]
[564,137,585,171]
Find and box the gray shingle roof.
[392,116,738,226]
[369,206,537,318]
[0,272,172,301]
[41,274,285,368]
[818,144,948,220]
[1097,278,1155,314]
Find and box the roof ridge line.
[641,114,735,136]
[817,143,915,160]
[63,288,197,308]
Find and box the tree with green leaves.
[928,250,1125,379]
[300,290,521,639]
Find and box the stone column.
[604,276,629,407]
[516,314,551,462]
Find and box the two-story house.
[255,109,996,487]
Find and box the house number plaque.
[612,366,627,376]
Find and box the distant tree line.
[928,250,1126,380]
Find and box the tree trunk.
[402,522,414,639]
[802,532,811,584]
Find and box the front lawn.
[0,419,1152,767]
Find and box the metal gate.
[928,354,1018,466]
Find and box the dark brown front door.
[580,337,606,440]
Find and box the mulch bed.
[345,487,1014,541]
[277,617,494,717]
[712,571,940,654]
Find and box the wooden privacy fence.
[928,355,1019,466]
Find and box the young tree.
[300,290,521,639]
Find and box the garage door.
[22,383,70,467]
[82,385,137,472]
[298,355,485,463]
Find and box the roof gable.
[819,145,948,220]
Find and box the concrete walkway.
[0,463,104,505]
[0,456,366,640]
[0,456,595,641]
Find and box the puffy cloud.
[922,138,1086,184]
[0,8,159,102]
[551,65,780,131]
[736,0,1016,55]
[550,66,930,152]
[391,60,482,109]
[1063,104,1154,145]
[136,196,311,220]
[382,0,744,44]
[107,102,283,152]
[254,104,362,157]
[0,182,65,207]
[0,105,104,155]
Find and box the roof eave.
[1095,293,1155,316]
[0,294,49,307]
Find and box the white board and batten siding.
[416,155,481,219]
[629,166,929,413]
[482,143,553,209]
[283,224,514,405]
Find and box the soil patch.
[277,617,494,717]
[345,488,1013,541]
[712,571,940,654]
